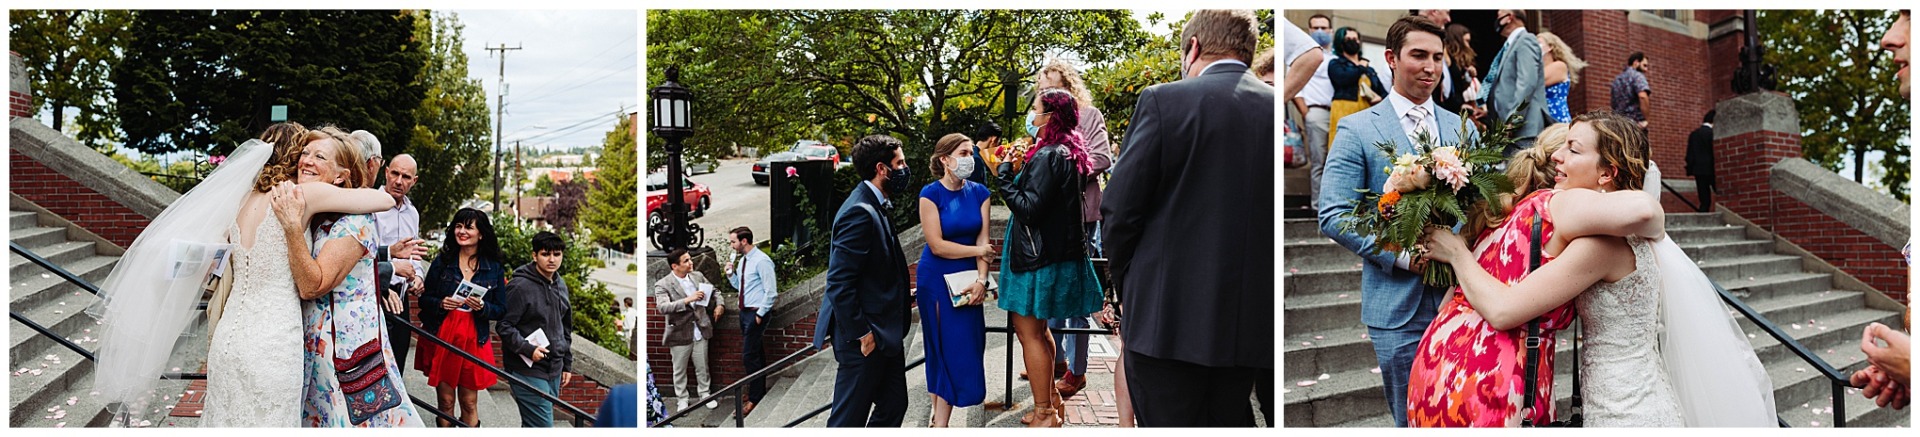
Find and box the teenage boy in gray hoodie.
[498,231,574,427]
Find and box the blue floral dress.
[301,214,424,427]
[1546,72,1573,124]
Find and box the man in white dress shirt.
[371,152,425,367]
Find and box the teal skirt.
[995,227,1103,319]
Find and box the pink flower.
[1430,146,1470,192]
[1386,163,1432,193]
[209,155,227,166]
[785,167,800,178]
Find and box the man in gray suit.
[654,249,722,412]
[1317,15,1475,427]
[1480,9,1547,156]
[1103,9,1274,427]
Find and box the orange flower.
[1378,191,1403,214]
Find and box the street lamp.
[649,66,696,253]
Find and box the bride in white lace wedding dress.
[201,205,305,426]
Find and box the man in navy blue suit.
[812,134,913,427]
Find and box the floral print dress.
[301,214,424,427]
[1407,190,1575,427]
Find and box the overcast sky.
[450,9,638,154]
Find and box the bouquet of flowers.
[1339,107,1524,287]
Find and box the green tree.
[1760,10,1910,201]
[529,173,556,197]
[111,10,428,157]
[584,115,639,252]
[491,212,627,358]
[407,11,495,227]
[9,10,133,151]
[1086,11,1275,147]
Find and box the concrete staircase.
[1282,212,1909,427]
[9,207,122,427]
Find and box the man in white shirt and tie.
[1316,14,1475,427]
[726,226,777,416]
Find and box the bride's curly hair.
[252,122,309,193]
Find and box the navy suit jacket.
[1317,97,1478,330]
[811,183,911,359]
[1102,62,1274,369]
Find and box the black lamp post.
[650,66,696,253]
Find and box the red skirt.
[424,310,499,390]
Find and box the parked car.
[789,140,841,164]
[752,151,802,185]
[645,171,711,227]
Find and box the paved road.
[685,158,771,247]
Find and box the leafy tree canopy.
[1760,10,1910,201]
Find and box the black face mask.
[884,164,912,194]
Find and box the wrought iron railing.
[1713,278,1850,427]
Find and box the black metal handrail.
[653,343,820,427]
[9,242,470,426]
[1661,180,1702,212]
[387,313,594,427]
[1714,278,1849,427]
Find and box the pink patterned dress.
[1407,190,1575,427]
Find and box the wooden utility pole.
[487,43,522,212]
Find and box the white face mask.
[950,155,975,180]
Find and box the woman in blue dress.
[915,133,995,427]
[992,88,1103,427]
[1540,32,1587,124]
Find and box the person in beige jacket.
[654,249,723,412]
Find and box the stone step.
[8,283,107,369]
[8,255,115,321]
[1283,238,1363,272]
[7,341,99,427]
[1282,292,1361,338]
[1279,367,1387,427]
[11,226,69,251]
[1777,387,1909,428]
[1676,238,1775,261]
[1662,212,1726,229]
[12,210,40,230]
[10,241,97,279]
[1721,272,1834,303]
[1283,267,1359,300]
[1665,225,1750,244]
[1283,219,1322,241]
[1737,308,1902,380]
[1281,326,1373,382]
[1697,254,1805,284]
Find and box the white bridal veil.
[1645,162,1780,426]
[86,139,271,417]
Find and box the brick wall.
[9,150,150,247]
[10,51,27,118]
[1716,121,1907,302]
[1545,10,1720,187]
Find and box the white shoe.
[706,399,719,409]
[678,399,690,412]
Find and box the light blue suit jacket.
[1316,98,1479,330]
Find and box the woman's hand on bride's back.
[269,182,306,230]
[1419,227,1471,264]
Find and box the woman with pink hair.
[992,88,1103,427]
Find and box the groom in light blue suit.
[1317,15,1475,427]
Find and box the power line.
[510,106,634,145]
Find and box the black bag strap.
[1521,214,1584,426]
[1522,214,1543,425]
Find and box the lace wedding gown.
[201,210,305,426]
[1575,236,1683,427]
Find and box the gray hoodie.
[497,262,573,378]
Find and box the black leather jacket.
[997,144,1087,272]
